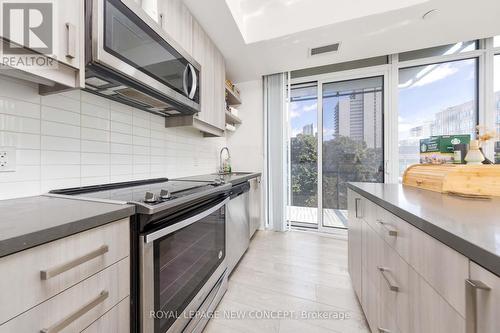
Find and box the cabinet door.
[158,0,193,55]
[54,0,82,68]
[468,262,499,333]
[213,48,226,130]
[347,189,363,300]
[408,265,465,333]
[361,221,381,331]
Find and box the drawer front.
[0,258,129,333]
[0,218,129,324]
[376,208,411,263]
[82,296,130,333]
[408,223,468,317]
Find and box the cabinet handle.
[40,290,109,333]
[378,266,399,292]
[377,219,398,237]
[159,13,164,27]
[378,328,391,333]
[465,279,491,333]
[355,198,362,218]
[40,245,109,280]
[65,23,76,59]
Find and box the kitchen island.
[347,182,500,333]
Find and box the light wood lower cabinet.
[468,262,500,333]
[347,189,363,299]
[82,296,130,333]
[0,218,129,324]
[0,258,129,332]
[349,193,470,333]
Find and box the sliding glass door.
[287,75,385,231]
[320,76,385,230]
[288,83,319,227]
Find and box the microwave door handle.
[144,197,229,243]
[188,64,197,99]
[183,64,190,96]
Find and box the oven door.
[89,0,200,110]
[140,196,229,333]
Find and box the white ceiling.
[225,0,428,43]
[183,0,500,83]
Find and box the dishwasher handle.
[230,181,250,199]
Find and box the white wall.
[0,76,226,200]
[226,79,264,172]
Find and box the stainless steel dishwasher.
[226,181,250,274]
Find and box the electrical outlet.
[0,146,16,172]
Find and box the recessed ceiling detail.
[225,0,429,44]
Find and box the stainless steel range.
[49,178,231,333]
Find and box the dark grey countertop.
[0,196,135,258]
[347,182,500,276]
[175,172,262,186]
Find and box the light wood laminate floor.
[203,231,370,333]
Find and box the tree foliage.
[290,134,383,209]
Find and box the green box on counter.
[420,135,471,164]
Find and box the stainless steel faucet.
[219,147,231,174]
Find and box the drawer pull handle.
[40,245,109,280]
[355,198,362,218]
[65,22,76,59]
[377,220,398,237]
[465,279,491,333]
[40,290,109,333]
[378,328,391,333]
[378,266,399,292]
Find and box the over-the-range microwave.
[85,0,200,117]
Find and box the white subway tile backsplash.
[0,98,40,119]
[110,120,132,134]
[0,165,40,182]
[41,121,80,139]
[110,109,133,125]
[0,114,40,134]
[110,142,133,154]
[41,94,80,114]
[110,153,133,165]
[0,181,40,199]
[41,106,80,126]
[82,102,110,120]
[133,135,150,147]
[81,176,111,187]
[81,164,109,178]
[82,115,110,130]
[81,127,110,142]
[110,131,133,145]
[41,135,80,152]
[82,152,110,165]
[41,178,80,193]
[16,149,40,165]
[41,165,80,180]
[81,140,110,153]
[82,91,110,108]
[41,151,81,165]
[0,79,225,199]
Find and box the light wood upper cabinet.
[158,0,193,54]
[54,0,82,69]
[468,262,500,333]
[158,0,226,135]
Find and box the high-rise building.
[332,88,382,149]
[302,123,314,136]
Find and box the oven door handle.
[144,197,230,243]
